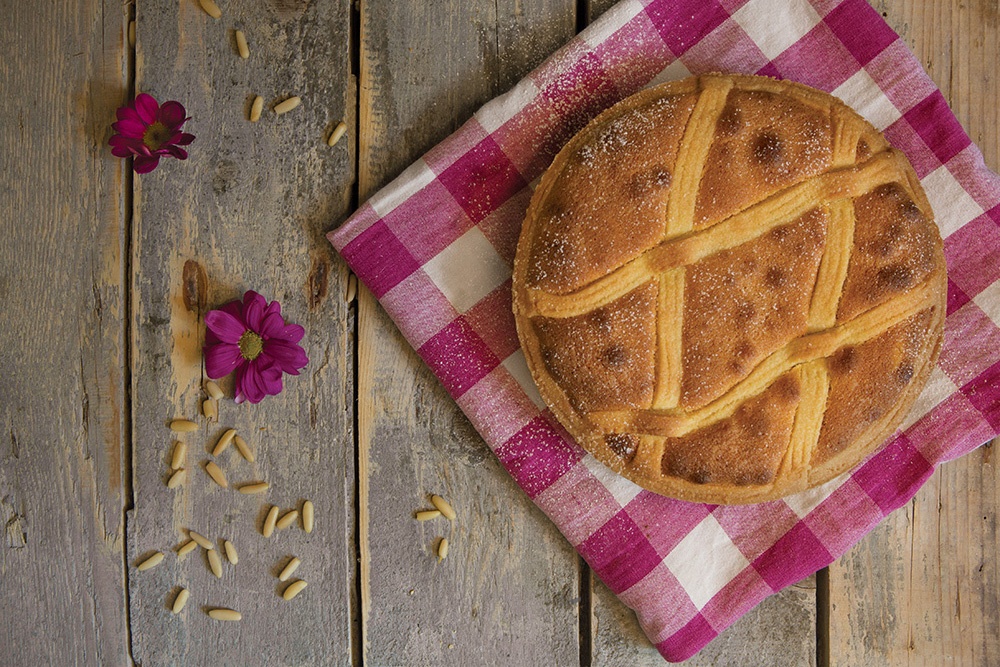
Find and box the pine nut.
[167,468,186,489]
[235,29,249,59]
[205,461,228,488]
[223,540,238,565]
[431,495,456,521]
[199,0,222,19]
[437,538,449,561]
[202,398,217,422]
[137,552,164,571]
[128,20,135,48]
[415,510,441,522]
[177,539,198,558]
[205,380,224,400]
[238,481,268,495]
[249,95,263,122]
[345,273,357,304]
[278,557,301,582]
[282,580,307,600]
[302,500,314,533]
[207,548,223,578]
[327,121,347,147]
[213,429,236,456]
[274,96,301,115]
[208,608,241,621]
[188,530,214,550]
[233,434,254,462]
[169,419,197,433]
[262,505,279,537]
[171,588,189,614]
[170,441,186,470]
[276,510,298,530]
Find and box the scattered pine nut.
[137,552,164,571]
[205,461,228,488]
[171,588,189,614]
[274,96,301,115]
[202,398,217,422]
[170,441,186,470]
[437,538,449,562]
[238,481,269,495]
[198,0,222,19]
[205,380,224,400]
[223,540,238,565]
[235,29,249,59]
[169,419,197,433]
[262,505,279,537]
[177,539,198,558]
[188,530,214,550]
[249,95,263,122]
[327,121,347,147]
[415,510,441,522]
[278,557,301,582]
[431,495,456,521]
[282,580,307,600]
[233,434,254,462]
[167,468,186,489]
[345,273,357,304]
[207,548,223,578]
[213,428,236,456]
[302,500,314,533]
[128,20,135,48]
[276,510,299,530]
[208,608,242,621]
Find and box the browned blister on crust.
[512,74,946,504]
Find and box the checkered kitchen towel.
[329,0,1000,661]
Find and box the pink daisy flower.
[203,291,309,404]
[109,93,195,174]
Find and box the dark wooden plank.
[0,1,129,664]
[126,1,355,664]
[827,2,1000,665]
[356,1,581,664]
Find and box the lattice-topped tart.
[512,74,946,504]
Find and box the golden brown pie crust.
[512,74,946,504]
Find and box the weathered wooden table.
[1,1,997,665]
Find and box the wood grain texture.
[356,1,581,665]
[827,3,1000,666]
[127,1,355,664]
[0,1,129,664]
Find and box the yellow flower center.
[142,121,170,150]
[238,330,263,361]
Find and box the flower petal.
[112,118,147,137]
[279,323,305,343]
[158,101,187,128]
[242,292,267,332]
[116,105,142,123]
[134,93,160,124]
[259,312,285,339]
[205,309,247,344]
[110,145,134,158]
[204,343,244,379]
[174,132,196,146]
[163,144,188,160]
[133,155,160,173]
[263,339,309,374]
[238,363,267,404]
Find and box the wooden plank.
[126,1,355,664]
[827,2,1000,665]
[356,1,581,664]
[592,575,817,666]
[0,1,129,664]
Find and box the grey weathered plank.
[0,1,129,665]
[126,1,355,664]
[827,3,1000,665]
[355,1,581,665]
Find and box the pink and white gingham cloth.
[329,0,1000,661]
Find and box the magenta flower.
[203,291,309,404]
[109,93,195,174]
